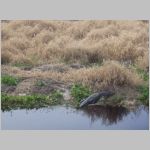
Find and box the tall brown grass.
[1,20,149,67]
[1,61,143,92]
[1,20,148,93]
[64,61,143,91]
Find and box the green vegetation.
[2,93,47,110]
[71,84,91,103]
[1,90,63,111]
[1,21,149,109]
[1,75,19,86]
[137,85,149,105]
[133,65,149,106]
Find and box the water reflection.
[80,105,129,125]
[1,105,149,130]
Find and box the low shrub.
[137,85,149,105]
[71,83,91,103]
[1,75,19,86]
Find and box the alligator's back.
[79,91,114,108]
[79,93,99,108]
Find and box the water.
[1,105,149,130]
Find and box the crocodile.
[79,91,115,108]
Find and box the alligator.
[79,91,115,108]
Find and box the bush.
[137,85,149,105]
[1,75,19,86]
[71,84,91,102]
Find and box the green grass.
[132,66,149,106]
[1,90,63,111]
[1,75,19,86]
[137,85,149,106]
[71,83,91,103]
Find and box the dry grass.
[64,61,143,91]
[1,20,149,66]
[1,61,143,92]
[1,20,149,95]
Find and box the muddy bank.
[1,63,148,111]
[1,77,142,111]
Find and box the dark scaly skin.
[79,91,114,108]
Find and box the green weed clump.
[71,84,91,103]
[1,90,63,111]
[137,85,149,105]
[1,75,19,86]
[2,93,47,111]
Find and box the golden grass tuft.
[64,61,143,91]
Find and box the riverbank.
[1,20,149,111]
[1,63,148,111]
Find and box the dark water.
[1,105,149,130]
